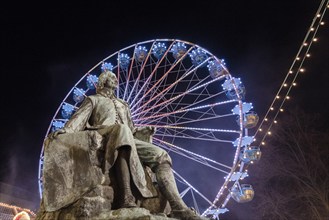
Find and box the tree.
[248,109,329,220]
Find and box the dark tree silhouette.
[247,108,329,220]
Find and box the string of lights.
[254,0,328,147]
[0,202,36,216]
[202,1,328,218]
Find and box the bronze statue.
[43,70,207,220]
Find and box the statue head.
[97,70,118,92]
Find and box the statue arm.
[126,105,136,133]
[125,102,155,143]
[64,97,93,133]
[49,98,93,139]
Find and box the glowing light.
[317,14,321,17]
[259,128,262,131]
[207,59,228,78]
[226,83,246,100]
[233,136,255,147]
[86,74,99,89]
[286,96,290,99]
[13,211,30,220]
[222,77,242,91]
[300,68,305,72]
[306,53,311,57]
[231,102,253,115]
[274,120,277,124]
[313,38,318,42]
[311,27,315,31]
[170,42,187,59]
[73,88,86,103]
[264,118,268,121]
[276,95,280,99]
[152,42,167,59]
[289,70,293,74]
[261,142,265,145]
[284,83,288,87]
[189,48,208,66]
[52,120,66,132]
[270,107,274,110]
[303,43,308,46]
[118,53,130,69]
[293,82,297,86]
[280,108,284,112]
[135,46,148,62]
[61,103,74,119]
[267,131,271,135]
[320,21,325,25]
[101,62,113,71]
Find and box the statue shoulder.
[117,98,130,107]
[84,94,102,105]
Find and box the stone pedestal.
[95,207,177,220]
[36,129,174,219]
[35,185,114,220]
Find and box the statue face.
[105,72,118,89]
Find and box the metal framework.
[38,39,258,218]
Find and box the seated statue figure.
[37,70,207,220]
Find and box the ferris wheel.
[38,39,260,219]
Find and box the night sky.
[0,0,328,218]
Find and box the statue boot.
[115,147,137,208]
[155,163,208,220]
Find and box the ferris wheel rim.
[38,38,253,217]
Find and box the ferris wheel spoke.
[122,45,137,100]
[138,48,195,107]
[128,40,177,106]
[134,100,237,123]
[123,42,156,101]
[157,143,230,175]
[137,56,212,115]
[135,91,227,122]
[137,113,234,133]
[132,75,226,118]
[131,45,195,112]
[134,69,217,117]
[154,108,232,128]
[155,133,234,144]
[155,127,234,143]
[144,113,236,129]
[147,124,240,134]
[172,169,215,206]
[153,137,232,172]
[139,64,195,114]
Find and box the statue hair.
[96,70,115,92]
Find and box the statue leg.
[155,163,208,220]
[115,146,137,208]
[135,139,208,219]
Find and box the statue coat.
[43,89,155,211]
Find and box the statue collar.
[97,88,116,99]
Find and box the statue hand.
[146,126,156,134]
[134,126,156,135]
[49,129,66,139]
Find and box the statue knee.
[152,151,172,173]
[114,124,134,137]
[158,150,172,166]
